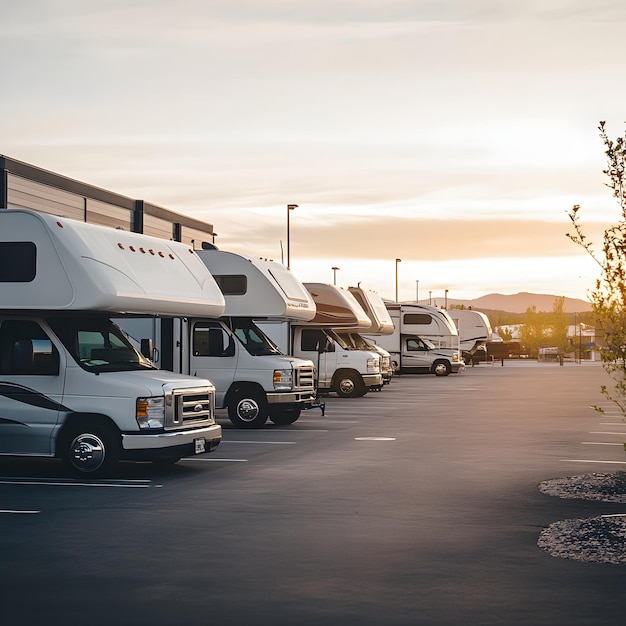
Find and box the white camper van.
[448,309,493,364]
[258,283,383,398]
[366,303,463,376]
[0,210,224,476]
[336,286,395,384]
[121,249,320,429]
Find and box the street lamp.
[211,232,218,244]
[332,266,340,285]
[287,204,298,268]
[429,290,432,305]
[444,289,449,309]
[415,280,419,303]
[395,258,401,302]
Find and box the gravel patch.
[538,472,626,563]
[538,515,626,564]
[539,471,626,503]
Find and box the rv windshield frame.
[47,316,156,373]
[229,318,284,357]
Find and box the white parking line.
[561,459,626,464]
[182,458,248,462]
[0,510,40,514]
[0,478,154,488]
[581,442,624,446]
[589,432,626,435]
[354,437,396,441]
[223,441,295,445]
[312,420,360,424]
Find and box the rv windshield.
[47,316,156,372]
[420,337,437,350]
[338,332,372,350]
[230,318,283,356]
[326,329,353,350]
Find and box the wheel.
[228,388,269,428]
[334,372,366,398]
[432,360,451,376]
[269,407,302,425]
[62,419,120,477]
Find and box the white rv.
[448,309,493,364]
[335,286,395,384]
[365,303,463,376]
[0,210,224,476]
[258,283,383,398]
[122,249,319,429]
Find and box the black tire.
[432,360,451,376]
[61,419,121,477]
[228,388,269,428]
[269,407,302,425]
[334,372,366,398]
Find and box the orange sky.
[2,2,625,301]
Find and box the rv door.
[0,319,66,455]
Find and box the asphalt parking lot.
[2,361,626,625]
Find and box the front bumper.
[121,423,222,451]
[363,373,384,389]
[266,390,316,405]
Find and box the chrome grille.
[165,385,214,430]
[294,365,315,390]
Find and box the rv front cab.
[0,209,225,476]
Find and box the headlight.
[453,353,459,362]
[273,369,293,390]
[366,358,380,373]
[136,396,165,429]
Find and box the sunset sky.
[3,1,626,302]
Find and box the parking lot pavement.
[2,361,626,625]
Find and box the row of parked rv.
[0,210,492,477]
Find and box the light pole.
[429,290,432,305]
[287,204,298,268]
[444,289,449,309]
[395,258,401,302]
[332,266,340,285]
[415,280,419,303]
[211,232,218,244]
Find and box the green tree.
[568,120,626,415]
[548,296,569,352]
[519,305,549,357]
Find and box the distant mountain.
[419,292,592,314]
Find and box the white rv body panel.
[0,210,223,475]
[364,303,463,376]
[257,283,383,398]
[195,249,316,320]
[347,287,395,335]
[1,209,225,317]
[303,283,371,329]
[448,309,493,355]
[384,303,459,348]
[339,287,395,383]
[121,249,319,428]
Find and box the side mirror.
[140,338,154,360]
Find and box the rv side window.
[403,314,432,325]
[214,274,247,296]
[0,320,59,376]
[0,242,37,282]
[301,329,327,352]
[406,338,427,352]
[193,322,235,357]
